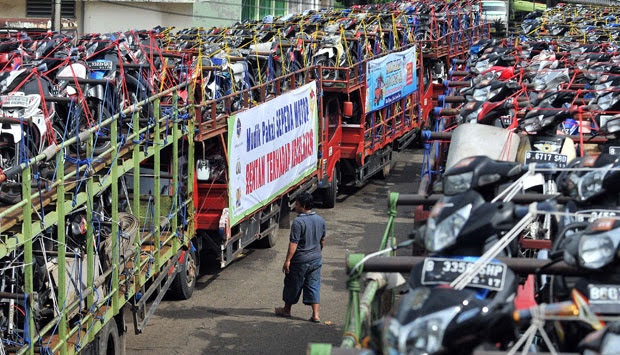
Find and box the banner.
[365,46,417,112]
[228,82,319,226]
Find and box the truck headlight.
[425,204,472,252]
[444,172,473,195]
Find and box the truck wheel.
[170,250,197,300]
[98,318,121,355]
[380,162,392,179]
[323,168,338,208]
[256,231,277,248]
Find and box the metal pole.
[341,279,380,348]
[22,165,34,355]
[53,0,62,32]
[56,148,67,355]
[154,98,162,269]
[86,135,95,344]
[172,92,180,251]
[132,108,141,281]
[111,108,120,315]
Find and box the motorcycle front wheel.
[314,56,338,87]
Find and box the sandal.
[309,317,321,323]
[274,307,291,318]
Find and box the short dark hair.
[297,192,314,210]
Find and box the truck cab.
[482,0,509,35]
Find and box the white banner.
[228,82,319,226]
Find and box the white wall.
[83,1,194,33]
[0,0,26,18]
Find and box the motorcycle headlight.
[444,172,473,195]
[597,92,615,111]
[400,307,460,354]
[474,59,491,74]
[594,82,612,91]
[472,86,491,101]
[601,332,620,354]
[576,164,611,201]
[579,235,615,269]
[486,87,503,101]
[425,204,472,252]
[462,105,483,123]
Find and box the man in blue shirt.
[275,192,326,323]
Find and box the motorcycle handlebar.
[513,301,576,324]
[3,165,23,181]
[514,201,557,218]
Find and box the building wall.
[83,1,194,33]
[193,0,243,28]
[0,0,26,18]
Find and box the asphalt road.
[126,149,423,354]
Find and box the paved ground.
[126,149,423,354]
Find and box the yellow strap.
[278,29,286,76]
[253,32,263,85]
[341,26,353,67]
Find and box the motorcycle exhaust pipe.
[56,77,116,86]
[449,70,470,77]
[43,96,74,103]
[433,107,460,116]
[452,59,467,65]
[394,193,573,206]
[444,80,470,88]
[439,95,465,104]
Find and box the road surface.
[126,149,423,354]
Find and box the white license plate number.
[87,60,114,71]
[525,151,568,167]
[588,284,620,314]
[609,146,620,155]
[421,257,506,291]
[0,95,29,108]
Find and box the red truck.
[191,44,427,270]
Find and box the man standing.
[275,192,325,323]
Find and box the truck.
[481,0,547,35]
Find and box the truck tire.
[380,162,392,179]
[170,250,197,300]
[256,231,277,248]
[323,167,338,208]
[98,318,121,355]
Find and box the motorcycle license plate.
[588,284,620,314]
[421,257,506,291]
[87,60,114,71]
[609,146,620,155]
[0,95,29,108]
[525,151,568,167]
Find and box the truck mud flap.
[394,129,418,151]
[131,252,181,334]
[354,146,393,186]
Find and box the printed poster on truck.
[228,82,319,226]
[365,46,417,113]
